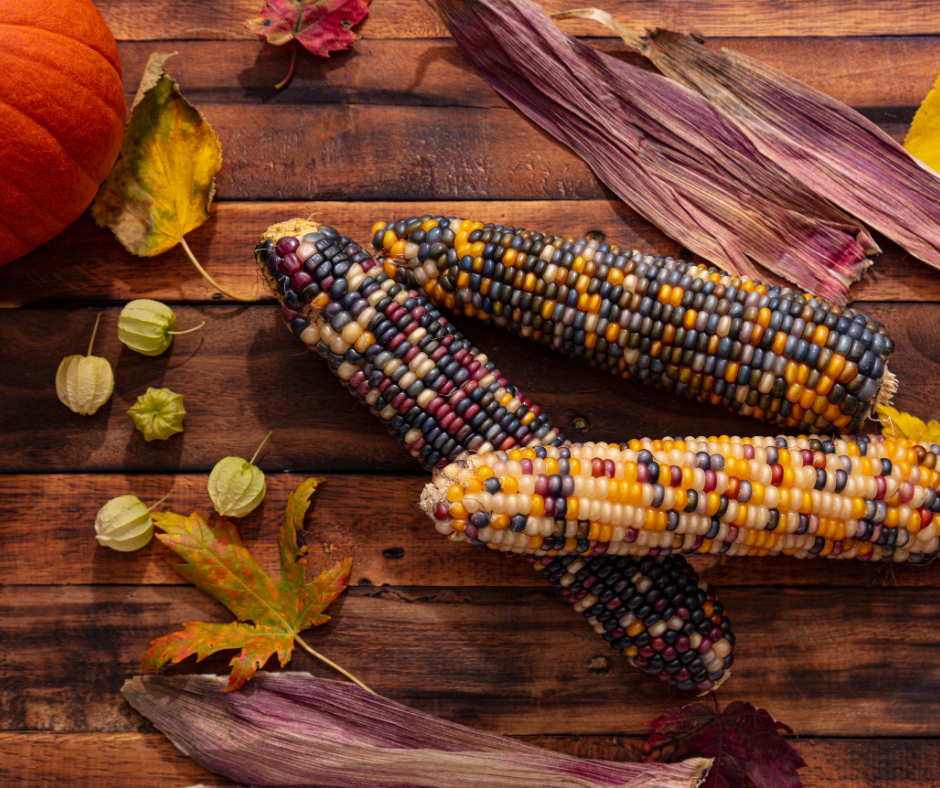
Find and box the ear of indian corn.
[420,435,940,565]
[371,216,897,434]
[255,218,736,692]
[536,551,734,694]
[254,218,564,471]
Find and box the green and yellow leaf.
[92,52,220,257]
[142,479,355,691]
[92,53,252,300]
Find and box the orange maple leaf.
[141,477,365,692]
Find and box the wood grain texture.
[1,473,936,589]
[2,201,937,308]
[1,303,936,474]
[111,38,940,111]
[90,103,904,203]
[96,0,940,41]
[2,584,939,736]
[4,732,939,788]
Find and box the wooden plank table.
[2,1,940,785]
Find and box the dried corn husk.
[123,672,710,788]
[562,11,940,280]
[426,0,878,303]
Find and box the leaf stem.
[295,633,374,694]
[179,236,256,302]
[276,41,297,90]
[87,312,103,357]
[168,321,206,336]
[147,490,174,512]
[250,431,273,465]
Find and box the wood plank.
[2,201,937,307]
[0,734,216,788]
[2,584,939,736]
[2,473,937,589]
[0,302,936,475]
[524,737,940,788]
[96,0,940,41]
[92,103,905,202]
[3,732,939,788]
[111,38,940,111]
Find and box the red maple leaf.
[245,0,373,88]
[643,698,807,788]
[141,478,363,692]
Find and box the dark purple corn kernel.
[279,252,302,276]
[275,236,299,256]
[291,271,314,292]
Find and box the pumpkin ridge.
[0,21,123,82]
[0,93,117,185]
[0,0,125,266]
[0,164,70,226]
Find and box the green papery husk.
[426,0,885,303]
[123,672,711,788]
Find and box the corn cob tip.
[533,550,735,692]
[875,367,898,409]
[259,218,324,245]
[255,222,565,470]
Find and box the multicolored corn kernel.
[420,434,940,564]
[370,216,898,434]
[533,551,734,693]
[254,219,564,470]
[255,218,737,693]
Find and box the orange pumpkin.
[0,0,125,266]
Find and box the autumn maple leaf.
[244,0,373,89]
[141,477,368,692]
[643,698,807,788]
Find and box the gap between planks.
[1,732,938,788]
[2,584,940,736]
[111,38,940,111]
[96,0,940,40]
[0,304,937,474]
[2,202,936,306]
[1,473,936,588]
[2,732,939,788]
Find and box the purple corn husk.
[123,672,710,788]
[636,27,940,276]
[426,0,881,303]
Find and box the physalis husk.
[95,491,172,552]
[208,432,271,517]
[128,387,187,441]
[118,299,204,356]
[56,313,114,416]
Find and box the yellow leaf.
[92,53,252,301]
[904,70,940,173]
[926,421,940,445]
[874,403,940,444]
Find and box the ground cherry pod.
[208,432,272,518]
[95,491,172,552]
[56,313,114,415]
[117,299,204,356]
[128,387,186,441]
